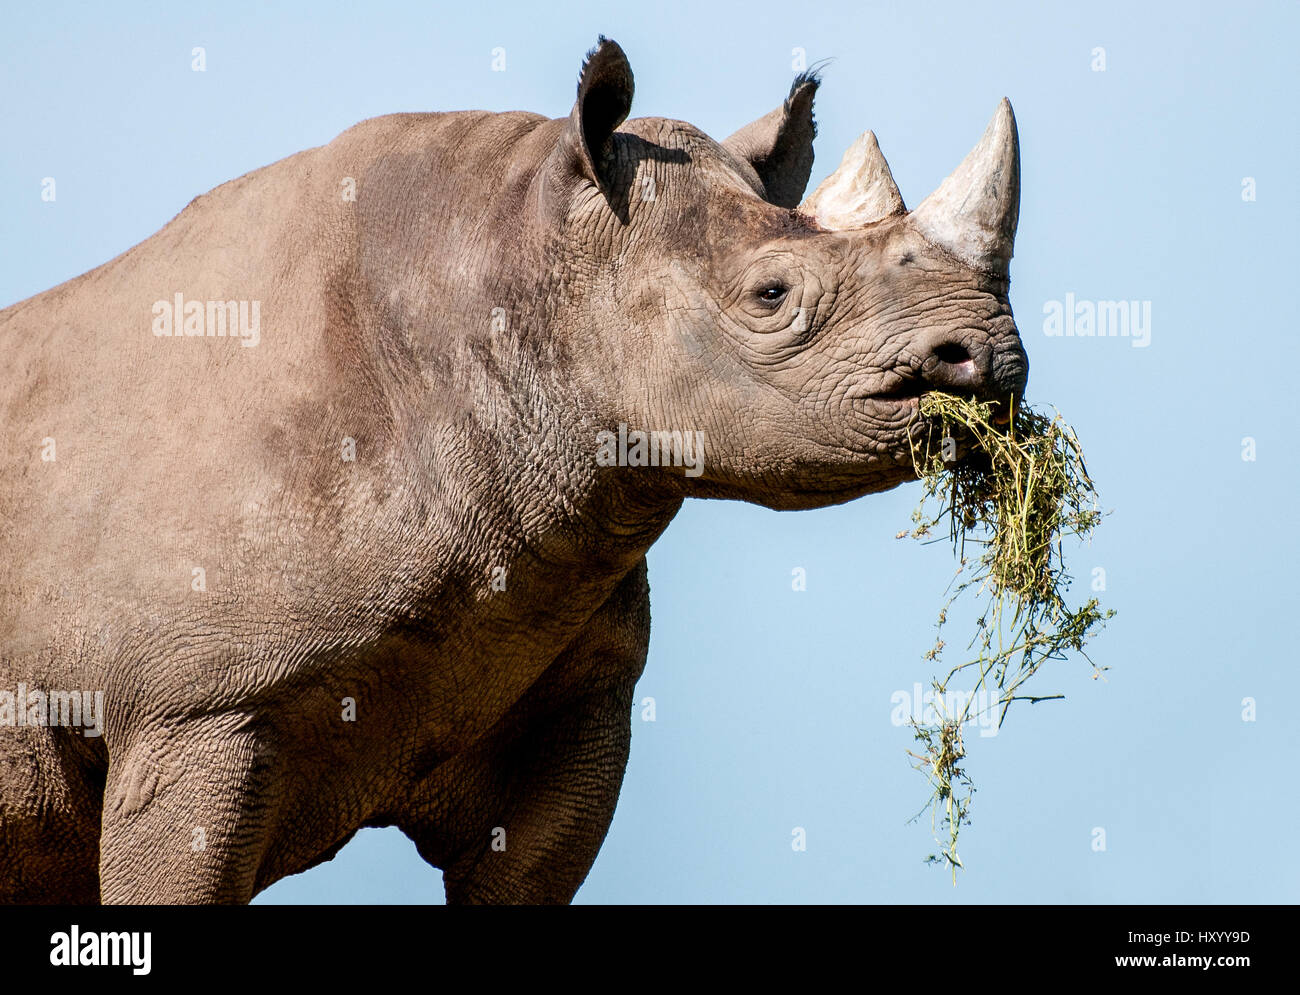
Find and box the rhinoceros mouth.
[845,392,920,421]
[858,372,927,402]
[866,379,1007,404]
[856,380,1016,432]
[844,383,1012,474]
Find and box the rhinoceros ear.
[722,71,819,209]
[564,36,635,192]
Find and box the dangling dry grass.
[899,392,1114,879]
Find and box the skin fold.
[0,38,1027,904]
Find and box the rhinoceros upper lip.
[856,380,1017,425]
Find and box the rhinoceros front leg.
[438,685,638,904]
[98,717,270,904]
[408,559,651,905]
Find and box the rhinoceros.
[0,37,1027,904]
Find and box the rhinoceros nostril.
[921,340,982,392]
[933,342,972,366]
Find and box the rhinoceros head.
[543,40,1028,511]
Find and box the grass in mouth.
[899,392,1115,880]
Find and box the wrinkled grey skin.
[0,38,1027,904]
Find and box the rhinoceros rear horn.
[799,130,905,229]
[908,99,1021,274]
[567,36,635,192]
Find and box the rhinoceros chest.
[305,545,635,765]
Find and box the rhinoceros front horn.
[909,98,1020,273]
[799,130,905,229]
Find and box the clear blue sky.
[3,0,1295,903]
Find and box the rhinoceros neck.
[336,111,685,562]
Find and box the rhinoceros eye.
[756,283,788,304]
